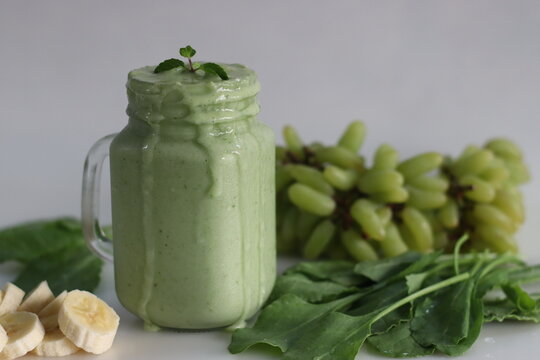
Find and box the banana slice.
[0,324,6,353]
[0,284,25,316]
[58,290,119,354]
[32,328,79,357]
[0,311,45,360]
[18,281,55,313]
[38,291,67,331]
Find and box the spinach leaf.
[229,293,361,354]
[353,252,421,282]
[410,278,475,350]
[0,218,103,294]
[436,295,484,356]
[267,273,356,304]
[285,260,365,286]
[0,218,83,263]
[368,321,435,357]
[14,243,103,294]
[502,284,537,312]
[484,297,540,323]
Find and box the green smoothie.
[109,64,276,330]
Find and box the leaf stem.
[188,58,194,72]
[371,272,470,324]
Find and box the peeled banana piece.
[0,324,6,353]
[0,312,44,360]
[38,291,67,332]
[0,284,25,317]
[58,290,119,355]
[18,282,54,314]
[32,329,79,357]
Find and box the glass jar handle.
[81,134,116,263]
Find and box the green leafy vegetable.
[179,45,196,58]
[0,218,82,263]
[268,273,355,304]
[230,250,540,359]
[353,252,421,282]
[484,296,540,322]
[368,321,435,357]
[200,62,229,80]
[154,58,185,73]
[153,45,229,80]
[0,218,103,294]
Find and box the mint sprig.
[154,45,229,80]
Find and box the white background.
[1,1,540,359]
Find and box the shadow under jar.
[82,64,276,330]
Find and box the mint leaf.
[200,62,229,80]
[154,58,184,73]
[179,45,196,58]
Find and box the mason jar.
[82,64,276,330]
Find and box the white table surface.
[2,204,540,360]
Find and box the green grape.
[433,231,449,250]
[303,219,336,259]
[451,149,495,177]
[350,199,386,240]
[460,145,481,158]
[380,222,408,257]
[376,206,392,226]
[276,122,528,260]
[504,160,530,185]
[316,146,363,169]
[358,170,404,193]
[283,125,304,159]
[373,144,399,170]
[485,138,523,161]
[277,207,298,253]
[437,199,459,229]
[398,224,417,251]
[276,166,293,193]
[323,165,358,191]
[400,207,433,253]
[308,141,324,152]
[397,152,443,180]
[288,164,334,196]
[288,183,336,216]
[337,121,366,153]
[295,211,321,242]
[341,229,379,261]
[407,175,449,192]
[370,187,409,203]
[327,242,350,260]
[276,146,287,162]
[479,158,510,188]
[406,187,447,210]
[493,188,525,224]
[475,224,518,254]
[472,204,517,233]
[460,175,496,203]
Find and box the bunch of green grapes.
[275,121,529,261]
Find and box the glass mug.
[82,64,276,330]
